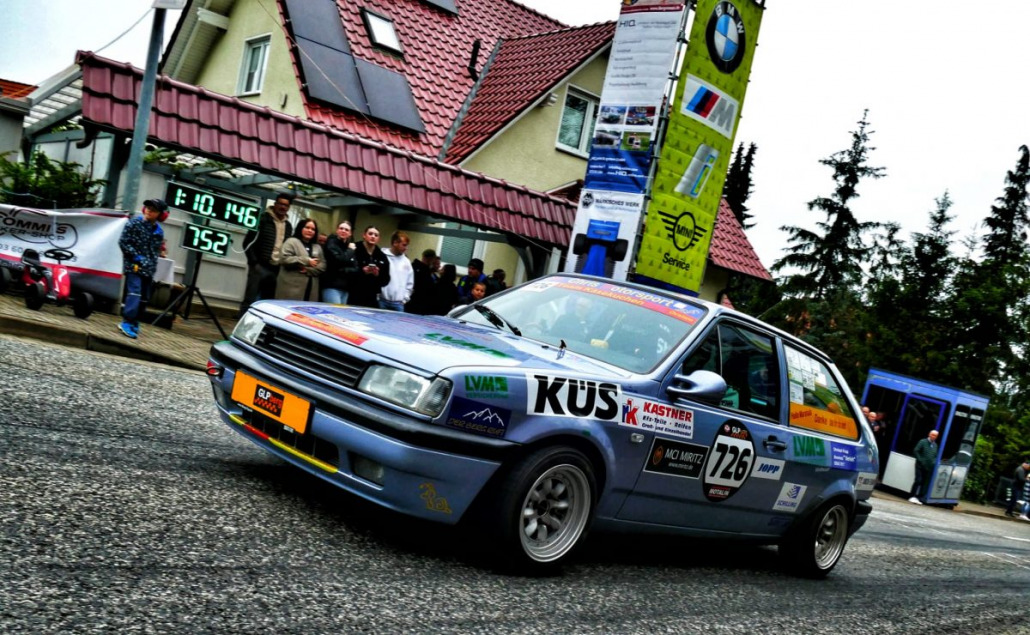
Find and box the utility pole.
[121,1,186,212]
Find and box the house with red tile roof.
[52,0,769,305]
[0,78,36,159]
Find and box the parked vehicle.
[19,248,94,319]
[207,274,877,576]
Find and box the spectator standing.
[239,191,294,315]
[380,231,414,311]
[349,226,391,308]
[486,268,507,296]
[457,258,487,301]
[406,248,439,314]
[117,198,167,339]
[433,263,460,315]
[1005,458,1030,517]
[276,219,326,301]
[1019,471,1030,521]
[321,221,357,304]
[908,429,939,505]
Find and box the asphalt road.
[2,333,1029,634]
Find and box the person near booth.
[908,429,939,505]
[117,198,167,339]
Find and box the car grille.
[247,411,340,468]
[254,325,368,388]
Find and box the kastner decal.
[527,374,621,421]
[621,397,694,439]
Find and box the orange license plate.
[231,371,311,434]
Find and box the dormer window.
[362,9,403,55]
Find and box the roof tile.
[709,199,772,280]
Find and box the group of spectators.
[238,192,508,315]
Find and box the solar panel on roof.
[355,59,426,133]
[295,36,369,115]
[283,0,350,53]
[421,0,458,15]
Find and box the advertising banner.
[633,0,764,294]
[565,0,685,280]
[0,205,128,301]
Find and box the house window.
[238,36,270,96]
[438,223,475,268]
[557,88,598,156]
[363,10,403,54]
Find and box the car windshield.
[456,276,707,373]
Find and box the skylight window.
[362,10,403,54]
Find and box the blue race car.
[207,274,877,576]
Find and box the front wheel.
[73,292,94,319]
[490,446,596,573]
[779,501,850,578]
[24,281,46,310]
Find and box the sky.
[2,1,1029,270]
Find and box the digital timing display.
[180,222,232,257]
[165,181,261,229]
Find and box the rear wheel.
[73,291,94,319]
[489,446,596,573]
[780,500,850,578]
[24,281,45,310]
[0,267,10,294]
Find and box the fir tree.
[773,111,885,299]
[723,142,757,229]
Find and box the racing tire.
[73,292,94,320]
[24,282,46,311]
[779,500,850,578]
[611,239,629,262]
[572,234,588,256]
[489,446,596,573]
[0,267,10,294]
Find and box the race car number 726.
[707,439,753,486]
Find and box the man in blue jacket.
[118,199,166,339]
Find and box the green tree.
[947,146,1030,395]
[723,142,757,229]
[0,151,104,208]
[774,111,885,299]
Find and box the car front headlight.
[232,312,264,345]
[357,365,452,417]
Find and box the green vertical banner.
[634,0,764,294]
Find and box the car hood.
[253,301,631,378]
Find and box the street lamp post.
[121,0,186,212]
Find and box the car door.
[616,319,797,536]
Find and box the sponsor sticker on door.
[773,482,808,513]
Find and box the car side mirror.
[667,369,727,406]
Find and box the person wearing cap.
[239,191,295,316]
[117,198,167,339]
[456,257,487,301]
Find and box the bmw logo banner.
[633,0,765,295]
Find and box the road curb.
[0,314,205,372]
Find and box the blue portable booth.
[861,368,989,506]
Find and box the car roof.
[546,273,836,367]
